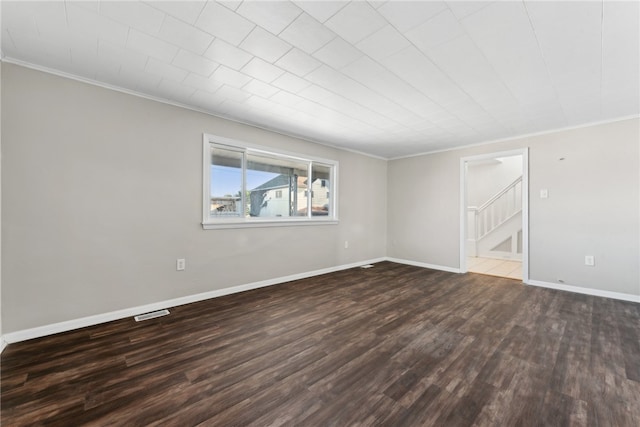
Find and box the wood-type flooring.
[2,262,639,426]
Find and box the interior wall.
[1,63,387,333]
[0,58,3,348]
[467,155,522,207]
[388,118,640,297]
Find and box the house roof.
[251,175,308,192]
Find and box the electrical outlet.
[176,258,186,271]
[585,255,595,266]
[344,241,349,249]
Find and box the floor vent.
[134,309,170,322]
[360,264,375,269]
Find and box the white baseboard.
[385,257,461,274]
[6,259,635,345]
[3,257,386,344]
[387,258,640,303]
[526,279,640,303]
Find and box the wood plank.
[2,261,639,425]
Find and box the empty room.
[1,1,639,425]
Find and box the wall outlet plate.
[177,258,186,271]
[585,255,595,266]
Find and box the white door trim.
[459,148,529,282]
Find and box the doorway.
[460,149,529,282]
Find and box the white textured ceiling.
[2,1,639,159]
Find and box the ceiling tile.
[195,1,255,45]
[100,1,166,35]
[183,72,224,94]
[66,53,99,79]
[341,56,444,116]
[119,65,162,90]
[526,1,602,93]
[421,35,517,109]
[279,13,336,54]
[603,96,640,118]
[244,95,280,112]
[190,89,226,110]
[1,2,38,38]
[382,46,469,107]
[305,65,398,120]
[275,48,322,77]
[446,1,493,20]
[145,57,189,83]
[1,27,18,54]
[157,15,213,55]
[325,2,387,44]
[377,0,447,32]
[145,1,206,25]
[2,0,637,159]
[241,57,285,83]
[368,1,387,10]
[356,25,410,61]
[26,1,69,41]
[172,49,219,77]
[405,9,465,52]
[98,39,148,71]
[240,26,292,63]
[66,2,129,46]
[242,79,280,98]
[95,66,130,89]
[272,72,311,93]
[204,38,253,71]
[72,1,101,13]
[298,84,335,103]
[270,90,306,107]
[602,0,640,108]
[217,1,242,12]
[126,29,179,63]
[215,84,251,103]
[292,1,348,23]
[460,1,558,106]
[236,1,303,35]
[156,78,196,103]
[313,37,363,69]
[211,65,253,88]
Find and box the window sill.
[202,218,339,230]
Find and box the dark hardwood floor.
[2,262,639,426]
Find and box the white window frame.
[202,134,339,229]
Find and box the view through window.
[204,136,337,228]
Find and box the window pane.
[246,153,308,218]
[311,164,331,216]
[210,146,243,217]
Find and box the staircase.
[467,176,523,260]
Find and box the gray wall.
[1,63,387,332]
[467,155,522,208]
[388,117,640,296]
[0,59,3,343]
[2,62,638,335]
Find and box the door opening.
[460,149,529,282]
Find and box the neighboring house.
[249,175,329,217]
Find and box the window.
[203,134,338,229]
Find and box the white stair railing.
[473,176,522,240]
